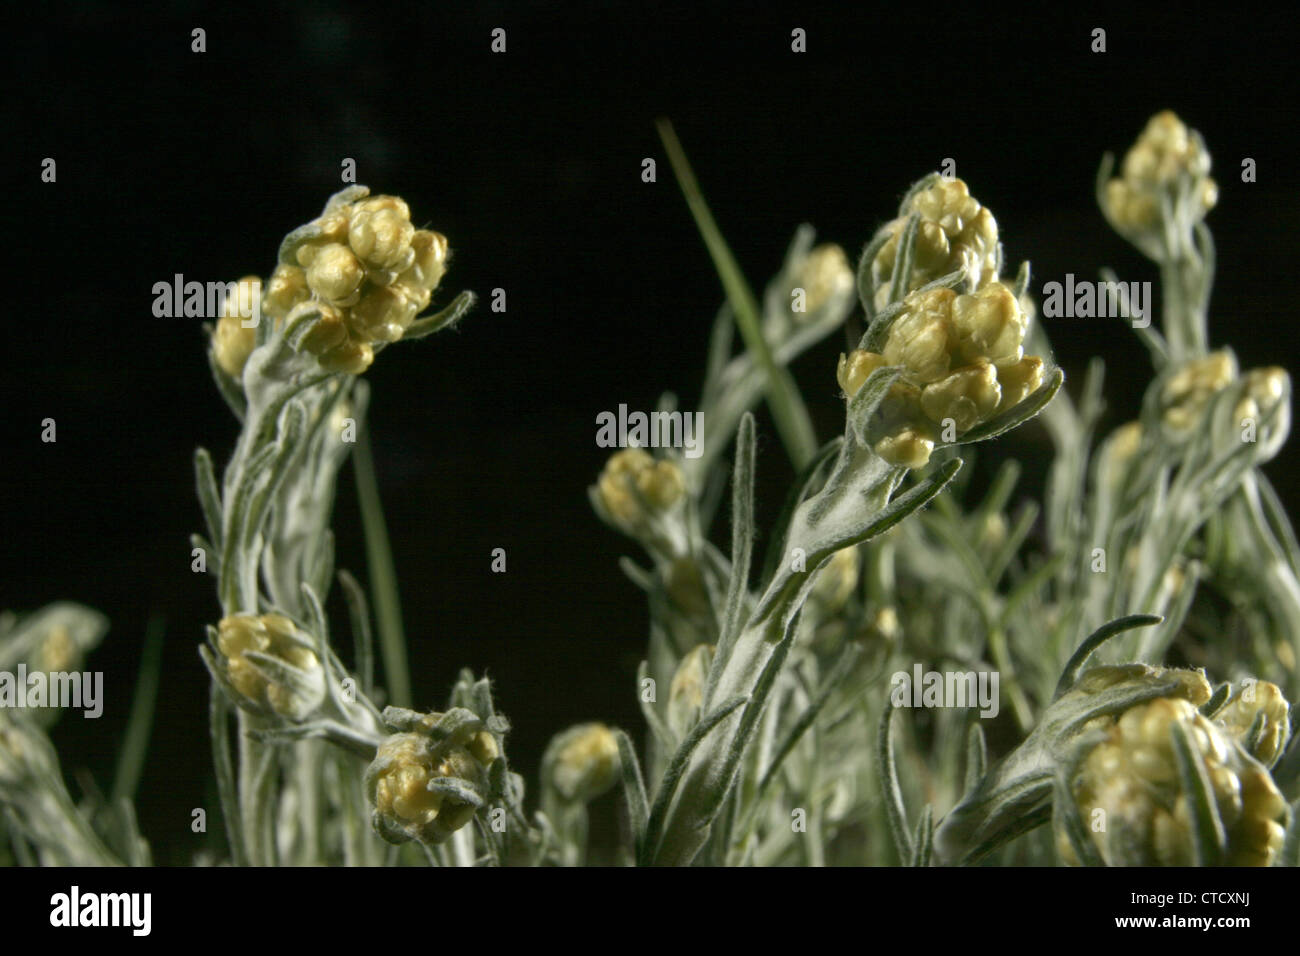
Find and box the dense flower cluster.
[838,284,1044,467]
[1102,110,1218,235]
[870,178,999,308]
[210,194,450,378]
[365,710,500,846]
[1057,667,1289,867]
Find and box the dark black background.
[7,2,1299,863]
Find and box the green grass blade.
[353,424,411,708]
[656,117,818,470]
[111,613,165,805]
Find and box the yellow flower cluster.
[211,195,450,379]
[367,720,499,845]
[1058,668,1288,866]
[871,178,999,308]
[837,284,1044,467]
[1235,366,1288,431]
[1160,350,1236,430]
[595,448,686,531]
[1102,111,1218,234]
[1159,351,1288,434]
[215,614,324,717]
[547,723,621,803]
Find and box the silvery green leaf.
[404,290,477,340]
[1170,720,1227,866]
[1054,615,1163,700]
[1052,773,1105,867]
[877,704,913,863]
[909,804,934,867]
[426,777,486,808]
[956,366,1065,446]
[640,694,748,866]
[963,723,987,798]
[712,413,756,687]
[614,728,649,846]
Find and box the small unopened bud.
[215,614,325,718]
[545,723,621,803]
[668,644,716,740]
[348,198,416,272]
[874,427,935,469]
[951,284,1027,368]
[836,349,888,398]
[595,448,685,531]
[797,243,853,316]
[882,288,956,384]
[920,361,1001,433]
[305,242,365,306]
[1216,681,1292,766]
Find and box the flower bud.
[317,338,374,375]
[348,284,421,343]
[1161,350,1237,430]
[595,448,685,531]
[399,229,449,293]
[545,723,621,803]
[874,427,935,469]
[1215,681,1292,766]
[797,243,853,316]
[214,614,325,718]
[304,242,365,306]
[348,198,416,272]
[367,732,487,845]
[1103,112,1217,241]
[668,644,716,740]
[1057,672,1287,866]
[263,264,309,321]
[920,361,1002,433]
[950,284,1026,368]
[210,276,264,379]
[289,301,350,356]
[872,178,1000,305]
[994,356,1044,414]
[836,350,888,398]
[882,288,957,384]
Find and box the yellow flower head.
[1057,667,1287,867]
[1102,111,1217,236]
[837,281,1043,468]
[872,177,1000,307]
[278,190,454,375]
[364,707,501,846]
